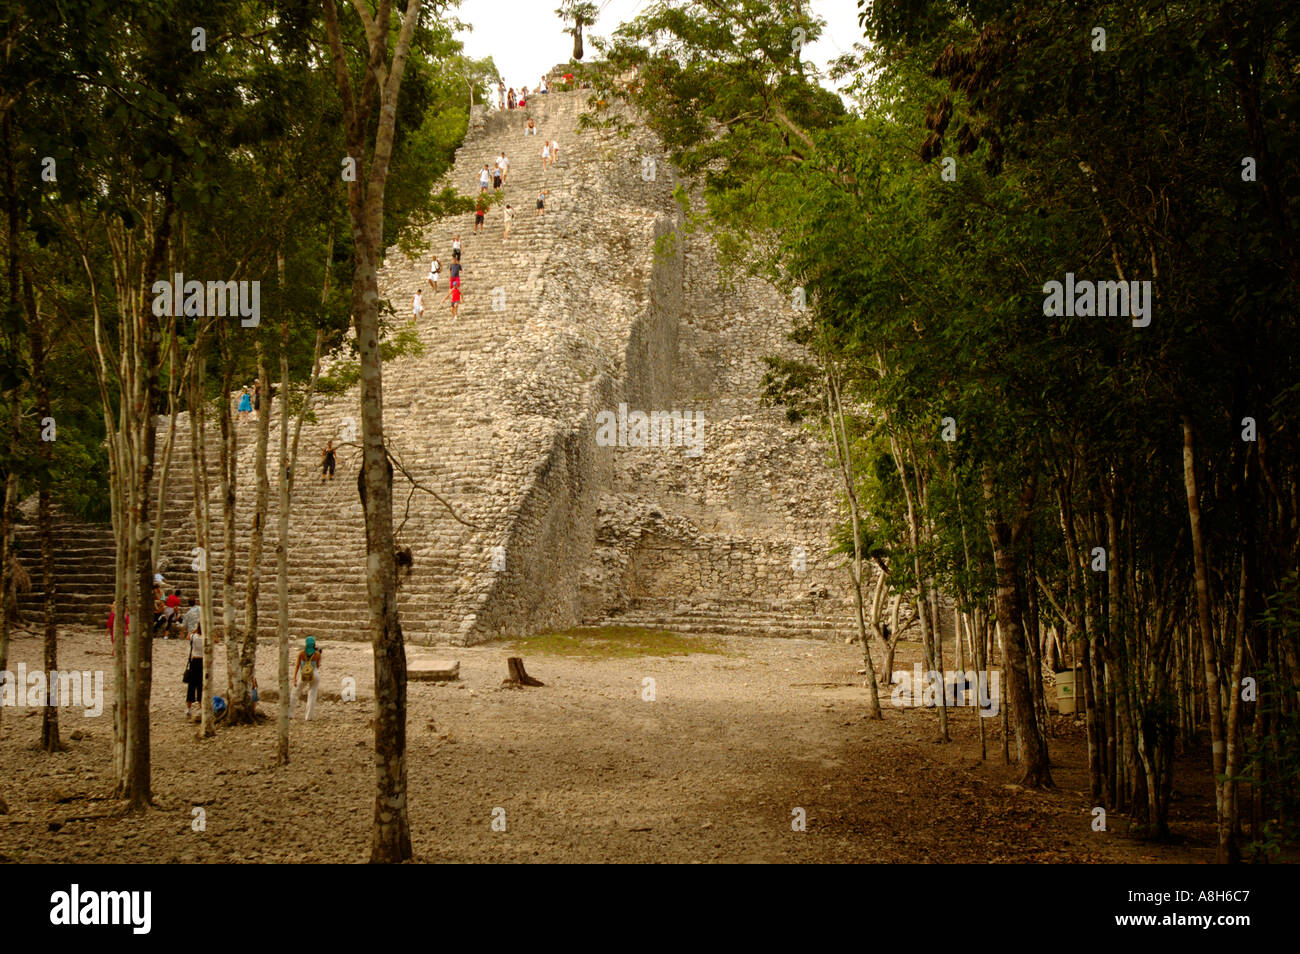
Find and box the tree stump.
[503,656,544,687]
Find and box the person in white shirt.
[541,140,551,169]
[540,77,548,94]
[184,626,204,718]
[479,164,491,190]
[427,256,440,291]
[550,138,559,163]
[412,288,424,320]
[497,81,505,111]
[182,597,201,636]
[504,203,514,238]
[452,235,461,262]
[293,636,323,721]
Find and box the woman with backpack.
[293,636,323,721]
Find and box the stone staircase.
[11,504,116,627]
[152,88,688,645]
[23,88,857,647]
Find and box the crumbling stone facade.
[145,89,856,644]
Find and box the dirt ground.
[0,625,1216,863]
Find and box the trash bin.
[1056,667,1080,714]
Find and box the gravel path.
[0,626,1215,863]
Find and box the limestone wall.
[575,209,859,639]
[468,213,684,640]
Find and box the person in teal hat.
[293,636,323,720]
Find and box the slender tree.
[320,0,425,863]
[556,1,599,61]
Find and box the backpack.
[301,654,316,683]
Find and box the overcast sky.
[450,0,866,94]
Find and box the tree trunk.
[151,326,182,571]
[276,341,292,763]
[277,314,326,765]
[27,279,60,752]
[973,606,987,760]
[109,434,128,787]
[1103,493,1138,820]
[866,565,889,658]
[955,610,967,679]
[232,345,271,724]
[881,592,902,686]
[356,261,411,862]
[505,656,545,686]
[983,466,1052,787]
[321,0,424,864]
[0,440,17,734]
[1182,415,1229,861]
[218,322,244,709]
[1024,537,1049,739]
[0,113,18,734]
[187,333,217,737]
[1222,548,1249,861]
[893,434,942,738]
[826,367,881,718]
[125,336,159,810]
[119,200,172,811]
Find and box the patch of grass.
[511,625,727,659]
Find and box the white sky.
[450,0,865,95]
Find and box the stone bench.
[408,659,460,682]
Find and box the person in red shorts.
[164,589,181,638]
[441,281,461,319]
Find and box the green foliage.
[605,0,1299,836]
[651,228,679,264]
[1242,573,1300,860]
[1,0,481,527]
[556,1,599,34]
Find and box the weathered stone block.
[408,659,460,682]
